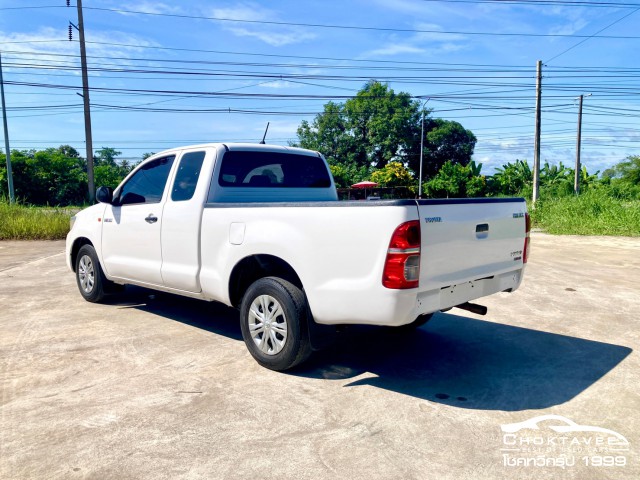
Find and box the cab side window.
[117,155,175,205]
[171,151,205,202]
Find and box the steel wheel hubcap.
[248,294,288,355]
[78,254,95,294]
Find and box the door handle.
[476,223,489,239]
[145,214,158,224]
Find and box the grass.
[2,190,640,240]
[530,189,640,237]
[0,201,73,240]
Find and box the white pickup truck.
[66,143,530,370]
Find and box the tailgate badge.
[425,216,442,223]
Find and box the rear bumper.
[310,267,524,327]
[410,268,524,324]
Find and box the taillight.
[382,220,421,289]
[523,212,531,264]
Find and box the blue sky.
[1,0,639,175]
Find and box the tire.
[240,277,312,371]
[75,245,108,303]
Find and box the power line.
[4,1,640,10]
[64,6,640,40]
[418,0,640,7]
[545,7,640,63]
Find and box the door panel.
[101,203,164,284]
[160,150,211,292]
[101,155,175,285]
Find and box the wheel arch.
[70,237,94,272]
[229,254,303,308]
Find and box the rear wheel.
[240,277,312,371]
[75,245,107,303]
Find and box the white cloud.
[0,28,159,59]
[106,1,182,16]
[260,80,300,89]
[366,44,425,56]
[208,3,315,47]
[412,23,466,43]
[127,2,182,15]
[548,18,589,36]
[210,3,270,22]
[220,26,314,47]
[0,27,161,84]
[361,22,468,58]
[0,28,77,56]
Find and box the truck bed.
[199,197,527,326]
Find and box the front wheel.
[240,277,312,371]
[75,245,107,303]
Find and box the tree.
[602,155,640,185]
[601,155,640,199]
[94,147,122,167]
[0,148,87,205]
[57,145,80,158]
[95,164,125,189]
[538,161,573,197]
[424,160,487,198]
[419,119,477,178]
[491,159,532,196]
[343,81,420,170]
[1,146,134,205]
[294,81,476,186]
[92,148,133,189]
[370,161,415,188]
[329,163,370,189]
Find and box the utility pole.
[71,0,95,203]
[418,109,424,199]
[574,93,591,195]
[0,52,15,203]
[417,98,429,199]
[575,95,583,195]
[532,60,542,205]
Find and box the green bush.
[423,160,487,198]
[1,146,134,206]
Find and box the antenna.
[259,122,270,144]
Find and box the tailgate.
[417,198,527,291]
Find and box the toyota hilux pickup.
[66,143,530,370]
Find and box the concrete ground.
[0,233,638,479]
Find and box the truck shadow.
[297,313,632,411]
[107,288,632,412]
[104,286,243,341]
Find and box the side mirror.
[96,186,113,204]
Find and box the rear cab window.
[218,151,331,189]
[171,151,206,201]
